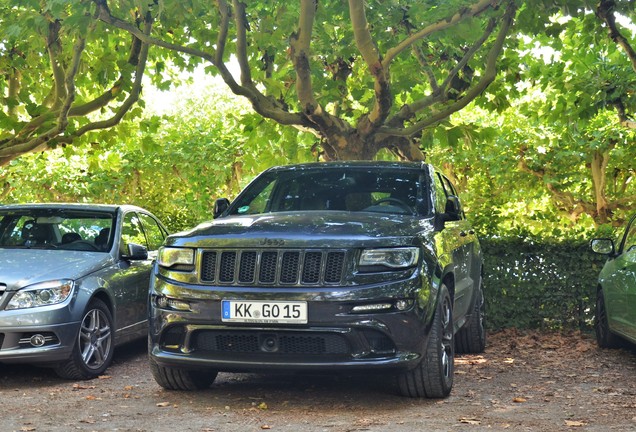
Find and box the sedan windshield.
[229,168,429,216]
[0,209,114,252]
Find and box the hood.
[0,249,113,291]
[168,211,435,249]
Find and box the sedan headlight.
[6,280,74,310]
[359,247,420,270]
[158,246,195,270]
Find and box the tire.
[397,284,454,398]
[149,354,217,391]
[595,288,621,349]
[55,299,114,380]
[455,281,486,354]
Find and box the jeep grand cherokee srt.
[148,161,484,398]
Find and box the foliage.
[425,1,636,234]
[481,237,607,330]
[1,0,517,163]
[0,0,158,165]
[0,75,316,232]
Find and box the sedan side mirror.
[122,243,148,261]
[213,198,230,219]
[591,238,615,256]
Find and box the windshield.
[228,167,429,216]
[0,209,115,252]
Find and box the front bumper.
[0,297,80,364]
[149,273,434,373]
[0,320,79,364]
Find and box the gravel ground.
[2,329,636,432]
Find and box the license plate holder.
[221,300,308,324]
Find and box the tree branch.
[596,0,636,73]
[382,0,504,68]
[290,0,319,112]
[0,27,89,162]
[380,2,515,137]
[349,0,391,130]
[57,12,152,142]
[232,0,254,87]
[390,17,497,128]
[46,19,67,109]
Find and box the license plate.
[221,300,308,324]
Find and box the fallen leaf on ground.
[72,383,95,390]
[513,397,527,403]
[459,417,481,425]
[565,420,587,427]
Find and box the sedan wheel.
[595,288,621,349]
[55,299,115,380]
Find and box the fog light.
[30,334,46,347]
[155,295,192,311]
[396,300,409,311]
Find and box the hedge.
[480,237,607,330]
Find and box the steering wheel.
[373,197,414,214]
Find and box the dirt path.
[1,329,635,431]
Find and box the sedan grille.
[200,249,346,286]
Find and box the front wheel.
[397,284,454,398]
[595,288,621,349]
[55,299,114,380]
[149,353,217,391]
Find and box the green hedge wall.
[481,237,607,330]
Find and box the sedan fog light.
[30,334,46,347]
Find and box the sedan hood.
[0,249,112,291]
[168,211,435,248]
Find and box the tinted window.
[229,168,428,216]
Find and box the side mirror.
[123,243,148,260]
[444,196,462,221]
[213,198,230,219]
[591,238,615,256]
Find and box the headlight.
[359,247,420,270]
[158,246,195,269]
[6,280,74,310]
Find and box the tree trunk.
[590,150,610,224]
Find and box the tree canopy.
[1,0,517,164]
[1,0,636,237]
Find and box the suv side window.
[435,172,465,220]
[433,173,448,214]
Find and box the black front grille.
[200,249,346,286]
[193,330,350,355]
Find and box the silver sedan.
[0,203,168,379]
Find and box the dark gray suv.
[149,161,484,398]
